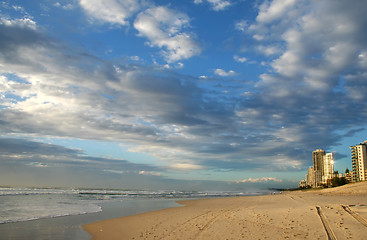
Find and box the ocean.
[0,187,265,240]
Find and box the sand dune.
[313,181,367,196]
[83,182,367,239]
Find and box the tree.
[331,177,348,187]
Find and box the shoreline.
[83,182,367,239]
[0,198,181,240]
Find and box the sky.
[1,0,367,191]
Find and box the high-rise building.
[306,167,316,187]
[350,141,367,182]
[345,171,354,183]
[313,149,325,174]
[312,149,325,186]
[306,149,336,187]
[322,153,334,184]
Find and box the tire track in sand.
[194,208,235,238]
[161,210,216,239]
[341,205,367,227]
[162,208,231,239]
[316,206,337,240]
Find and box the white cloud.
[78,0,140,25]
[214,68,236,77]
[78,1,201,63]
[171,163,204,170]
[2,0,367,180]
[238,177,283,183]
[176,62,184,69]
[139,170,162,176]
[134,6,201,62]
[249,0,367,96]
[194,0,232,11]
[104,169,125,175]
[130,56,140,61]
[0,17,37,30]
[257,0,297,23]
[233,55,247,63]
[12,5,25,12]
[208,0,232,11]
[235,20,247,32]
[256,45,281,56]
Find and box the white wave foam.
[0,189,102,224]
[0,187,263,224]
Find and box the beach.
[0,188,251,240]
[84,182,367,239]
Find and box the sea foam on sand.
[84,181,367,239]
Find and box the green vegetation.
[331,177,348,187]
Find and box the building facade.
[311,149,325,187]
[298,180,306,188]
[322,153,334,184]
[306,149,335,187]
[345,171,354,182]
[350,141,367,182]
[303,141,367,188]
[313,149,325,173]
[306,167,316,187]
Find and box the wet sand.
[83,182,367,239]
[0,199,180,240]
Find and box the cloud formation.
[134,6,201,62]
[233,55,247,63]
[0,137,159,174]
[214,68,236,77]
[239,0,367,149]
[79,0,140,25]
[194,0,232,11]
[1,0,367,188]
[78,1,201,63]
[238,177,283,183]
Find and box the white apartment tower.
[312,149,325,186]
[322,153,334,184]
[350,141,367,182]
[307,149,334,187]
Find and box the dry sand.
[83,181,367,239]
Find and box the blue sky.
[1,0,367,190]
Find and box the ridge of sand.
[83,182,367,239]
[312,181,367,195]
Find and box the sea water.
[0,188,102,224]
[0,187,262,240]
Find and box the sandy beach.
[83,182,367,239]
